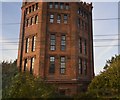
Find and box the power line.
[1,38,119,43]
[93,34,119,36]
[1,34,120,40]
[1,18,120,25]
[1,45,120,51]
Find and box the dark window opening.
[64,14,68,24]
[25,38,29,53]
[60,3,64,9]
[35,15,38,24]
[60,57,66,74]
[49,14,54,23]
[55,2,58,9]
[50,34,55,51]
[79,38,82,54]
[36,3,38,10]
[31,36,36,52]
[49,2,53,8]
[65,3,69,10]
[57,14,61,23]
[84,60,87,75]
[24,59,27,71]
[49,56,55,74]
[61,35,66,51]
[30,57,35,74]
[79,58,82,75]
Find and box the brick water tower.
[17,1,94,95]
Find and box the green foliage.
[88,54,120,98]
[2,72,57,99]
[2,60,18,89]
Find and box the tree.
[3,72,57,99]
[88,55,120,98]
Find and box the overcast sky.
[1,2,119,75]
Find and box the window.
[84,40,87,55]
[32,36,36,52]
[84,60,87,75]
[60,3,64,9]
[50,34,56,51]
[57,14,61,23]
[32,5,35,12]
[65,3,69,10]
[26,8,29,14]
[35,15,38,24]
[29,6,31,13]
[26,19,29,27]
[30,57,35,74]
[49,56,55,74]
[61,35,66,51]
[78,8,82,16]
[82,20,84,30]
[30,17,34,25]
[24,59,27,71]
[60,57,66,74]
[55,2,58,9]
[64,14,68,24]
[85,23,88,30]
[36,3,38,10]
[25,38,29,53]
[77,8,80,14]
[79,38,82,54]
[49,2,53,8]
[78,18,80,28]
[49,14,54,23]
[79,58,82,74]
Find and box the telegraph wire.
[1,34,120,40]
[1,38,119,43]
[1,18,120,25]
[1,44,120,51]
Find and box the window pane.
[26,38,29,53]
[30,57,35,74]
[50,14,54,23]
[60,3,64,9]
[36,3,38,10]
[29,6,31,13]
[60,68,65,74]
[79,38,82,53]
[50,34,55,39]
[50,57,55,62]
[49,2,53,8]
[32,36,36,52]
[79,58,82,74]
[57,15,61,23]
[55,2,58,8]
[50,14,54,18]
[50,34,55,51]
[49,56,55,74]
[50,40,55,45]
[50,46,55,50]
[24,59,27,71]
[61,41,66,45]
[60,57,66,74]
[61,63,65,68]
[61,46,65,51]
[35,15,38,24]
[64,14,68,24]
[65,4,69,10]
[61,35,66,40]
